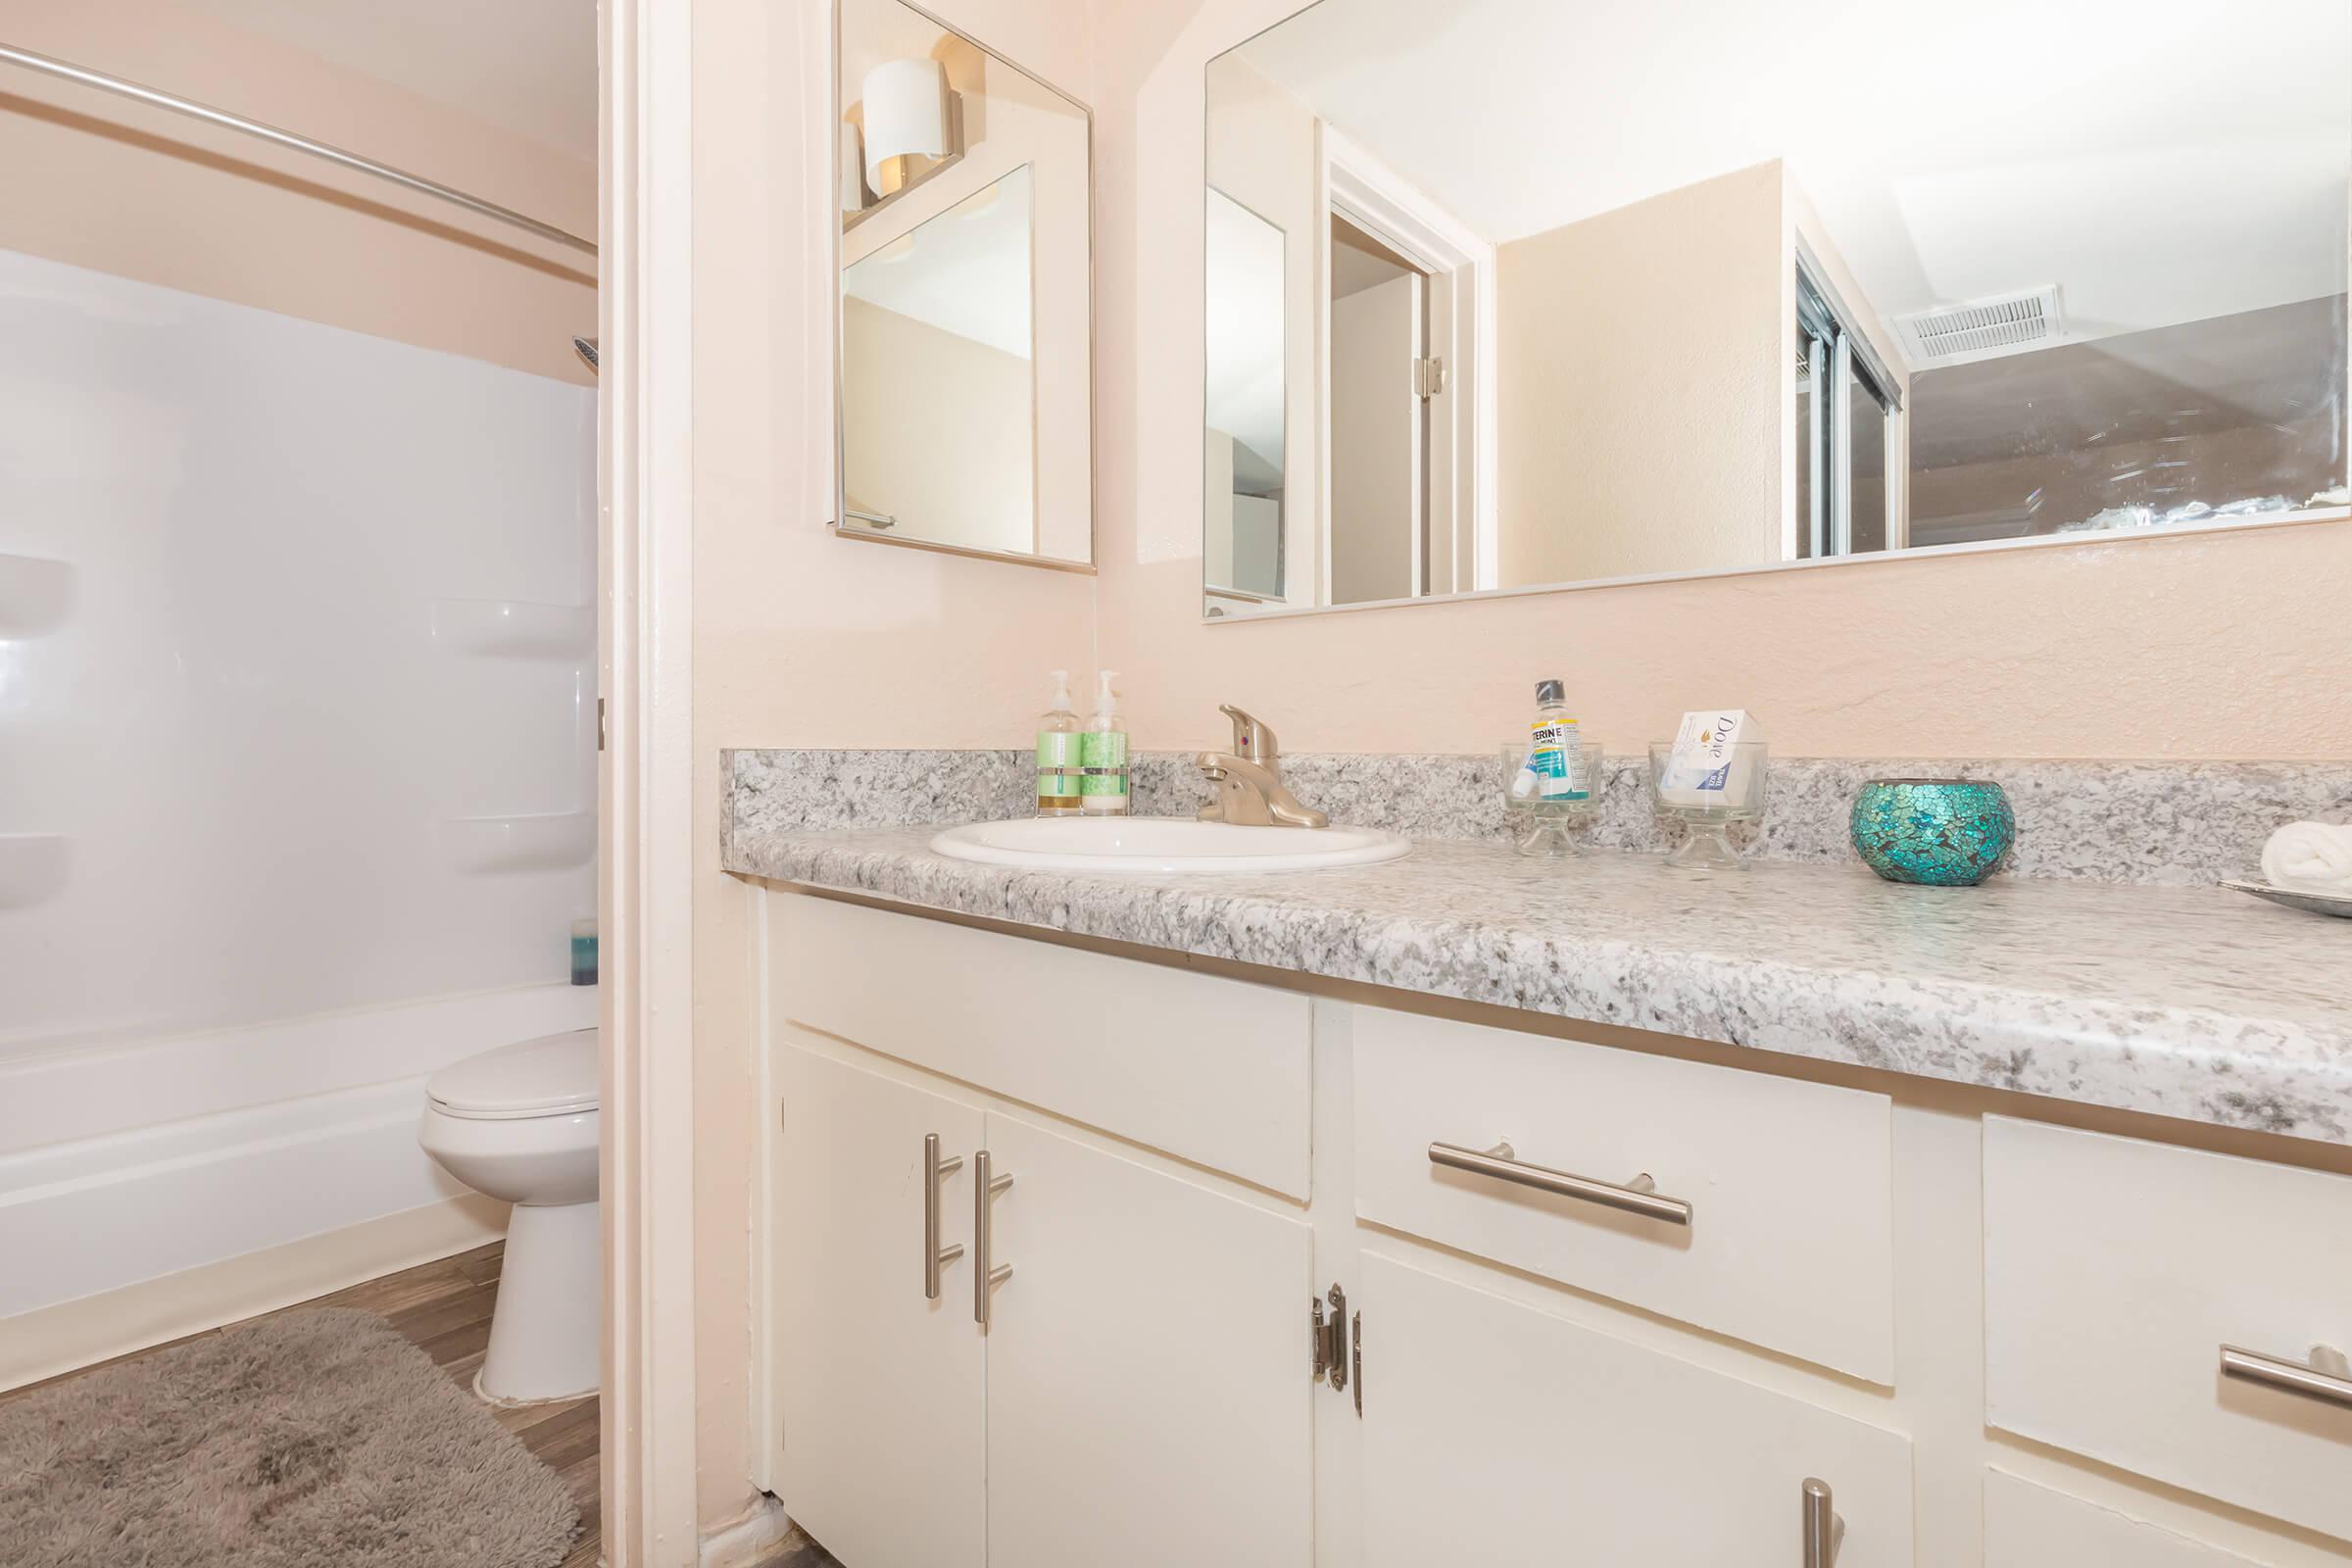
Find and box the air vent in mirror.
[1897,286,2063,366]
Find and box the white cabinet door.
[1983,1470,2264,1568]
[773,1046,986,1568]
[1358,1250,1916,1567]
[979,1110,1315,1567]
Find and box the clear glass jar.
[1501,739,1601,858]
[1645,740,1769,870]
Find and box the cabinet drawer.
[771,893,1312,1198]
[1352,1006,1894,1381]
[1984,1117,2352,1542]
[1982,1470,2261,1568]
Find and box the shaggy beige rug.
[0,1307,579,1568]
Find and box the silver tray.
[2221,879,2352,919]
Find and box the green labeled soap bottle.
[1036,670,1082,816]
[1079,670,1129,816]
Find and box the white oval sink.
[930,815,1410,874]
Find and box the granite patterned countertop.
[724,819,2352,1146]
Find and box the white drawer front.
[1984,1116,2352,1542]
[1352,1006,1895,1381]
[771,893,1312,1198]
[1982,1470,2262,1568]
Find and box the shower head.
[571,336,599,373]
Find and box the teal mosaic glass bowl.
[1848,778,2015,887]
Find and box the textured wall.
[1497,161,1784,586]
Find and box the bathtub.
[0,982,597,1331]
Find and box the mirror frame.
[1197,9,2352,624]
[831,0,1098,574]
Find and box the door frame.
[598,0,701,1561]
[1320,126,1497,595]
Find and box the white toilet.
[418,1026,600,1404]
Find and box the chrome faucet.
[1196,705,1328,828]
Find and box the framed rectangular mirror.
[837,0,1093,568]
[1202,0,2351,617]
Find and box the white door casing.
[1323,125,1496,596]
[598,0,698,1557]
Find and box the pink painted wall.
[0,0,596,384]
[689,0,1096,1532]
[1084,0,2352,761]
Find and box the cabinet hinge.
[1413,356,1446,400]
[1311,1284,1356,1412]
[1350,1306,1362,1417]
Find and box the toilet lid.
[427,1028,599,1119]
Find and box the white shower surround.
[0,249,597,1351]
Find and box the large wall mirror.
[838,0,1093,567]
[1202,0,2351,617]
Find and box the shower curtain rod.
[0,41,597,255]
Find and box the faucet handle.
[1219,705,1276,763]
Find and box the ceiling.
[845,169,1036,360]
[1908,294,2346,469]
[177,0,598,161]
[1238,0,2352,356]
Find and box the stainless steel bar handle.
[974,1150,1014,1329]
[1428,1140,1693,1227]
[922,1134,964,1301]
[2220,1343,2352,1409]
[1801,1478,1843,1568]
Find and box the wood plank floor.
[5,1242,840,1568]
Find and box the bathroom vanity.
[734,804,2352,1568]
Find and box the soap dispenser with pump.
[1080,670,1130,816]
[1035,670,1082,816]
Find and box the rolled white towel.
[2261,820,2352,894]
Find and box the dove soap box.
[1657,710,1761,808]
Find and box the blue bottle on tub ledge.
[1849,779,2016,887]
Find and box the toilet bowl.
[418,1026,600,1403]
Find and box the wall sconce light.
[862,58,951,195]
[842,56,966,229]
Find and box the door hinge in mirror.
[597,696,607,753]
[1413,356,1446,400]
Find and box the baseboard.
[0,1193,508,1393]
[700,1496,799,1567]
